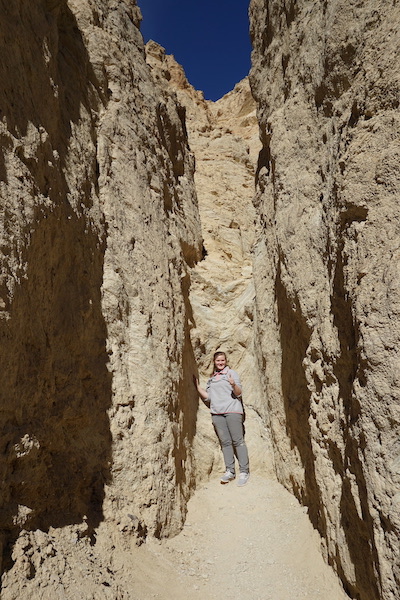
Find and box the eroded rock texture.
[249,1,400,598]
[0,0,202,594]
[145,41,273,480]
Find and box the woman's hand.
[228,373,242,397]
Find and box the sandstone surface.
[0,0,203,596]
[249,1,400,598]
[1,0,397,598]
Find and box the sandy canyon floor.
[136,473,348,600]
[2,473,349,599]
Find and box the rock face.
[0,6,274,588]
[0,0,202,594]
[146,41,272,480]
[249,1,400,598]
[1,0,398,598]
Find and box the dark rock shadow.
[0,206,112,542]
[0,0,104,163]
[0,0,111,577]
[275,260,328,538]
[331,236,381,600]
[169,271,199,519]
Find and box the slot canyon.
[0,1,398,599]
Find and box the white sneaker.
[237,472,250,487]
[220,470,235,484]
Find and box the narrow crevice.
[276,259,328,538]
[330,222,381,600]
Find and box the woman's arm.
[193,376,209,400]
[228,372,242,397]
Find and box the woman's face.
[214,354,227,371]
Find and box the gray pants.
[212,413,249,474]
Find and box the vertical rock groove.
[276,260,327,537]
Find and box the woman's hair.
[211,351,227,375]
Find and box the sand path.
[0,473,349,599]
[144,473,348,600]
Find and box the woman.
[195,351,250,486]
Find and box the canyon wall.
[0,0,203,595]
[0,3,271,595]
[249,1,400,599]
[1,0,398,598]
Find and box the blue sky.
[139,0,252,101]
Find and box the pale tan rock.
[0,1,202,595]
[146,42,273,481]
[250,1,400,598]
[3,0,392,598]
